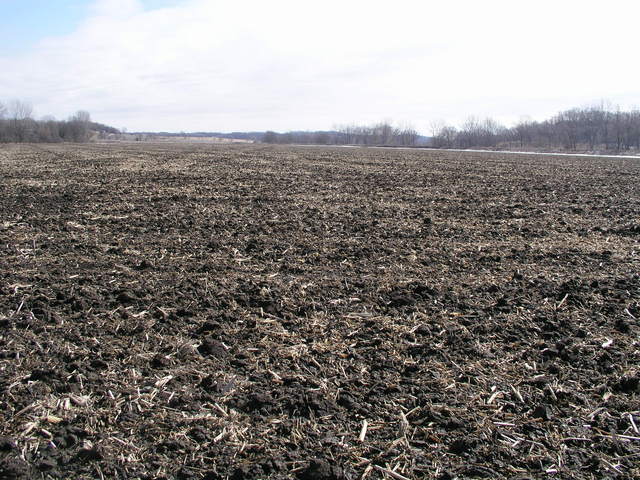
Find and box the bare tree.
[7,100,35,142]
[458,116,482,148]
[514,116,534,148]
[431,124,457,148]
[334,120,417,146]
[313,131,330,144]
[36,115,62,142]
[630,110,640,149]
[396,122,419,146]
[0,101,6,142]
[262,131,278,143]
[66,110,92,142]
[429,119,445,137]
[9,100,33,120]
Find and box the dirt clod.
[298,459,350,480]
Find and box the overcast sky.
[1,0,639,133]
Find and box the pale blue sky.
[1,0,638,132]
[0,0,179,53]
[1,0,86,54]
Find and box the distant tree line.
[0,99,118,143]
[5,97,637,152]
[431,104,640,152]
[263,121,420,146]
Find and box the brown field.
[1,143,639,479]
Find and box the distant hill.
[129,130,432,146]
[91,122,120,134]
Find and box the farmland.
[0,142,639,479]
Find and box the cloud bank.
[1,0,638,132]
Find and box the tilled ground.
[0,142,639,479]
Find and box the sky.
[1,0,639,133]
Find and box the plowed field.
[1,143,639,479]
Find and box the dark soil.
[1,142,639,479]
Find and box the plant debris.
[0,142,639,478]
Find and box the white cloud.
[1,0,638,132]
